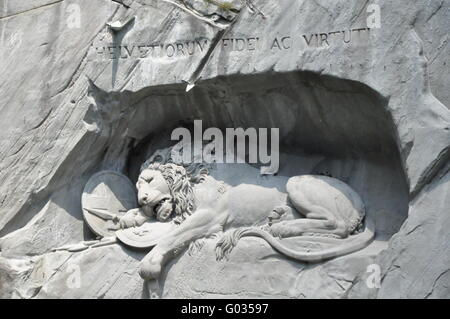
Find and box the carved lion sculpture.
[120,161,375,280]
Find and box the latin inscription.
[95,38,209,60]
[93,28,371,60]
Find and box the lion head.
[136,163,196,224]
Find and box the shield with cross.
[82,171,138,238]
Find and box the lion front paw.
[139,251,164,280]
[139,261,161,281]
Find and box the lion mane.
[139,144,211,223]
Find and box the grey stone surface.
[348,162,450,299]
[0,0,449,298]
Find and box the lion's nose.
[138,190,161,206]
[138,193,149,206]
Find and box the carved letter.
[236,38,246,51]
[247,37,257,51]
[138,45,151,58]
[95,46,106,56]
[186,41,196,55]
[343,30,352,43]
[281,36,292,49]
[271,38,282,50]
[124,45,135,58]
[120,46,128,59]
[197,39,209,52]
[319,33,329,46]
[166,44,175,57]
[108,46,117,59]
[176,43,185,56]
[222,38,231,50]
[303,34,315,47]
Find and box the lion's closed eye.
[139,172,154,183]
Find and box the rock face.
[0,0,449,299]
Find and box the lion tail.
[216,216,375,262]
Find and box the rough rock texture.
[162,237,389,299]
[348,163,450,299]
[0,0,449,298]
